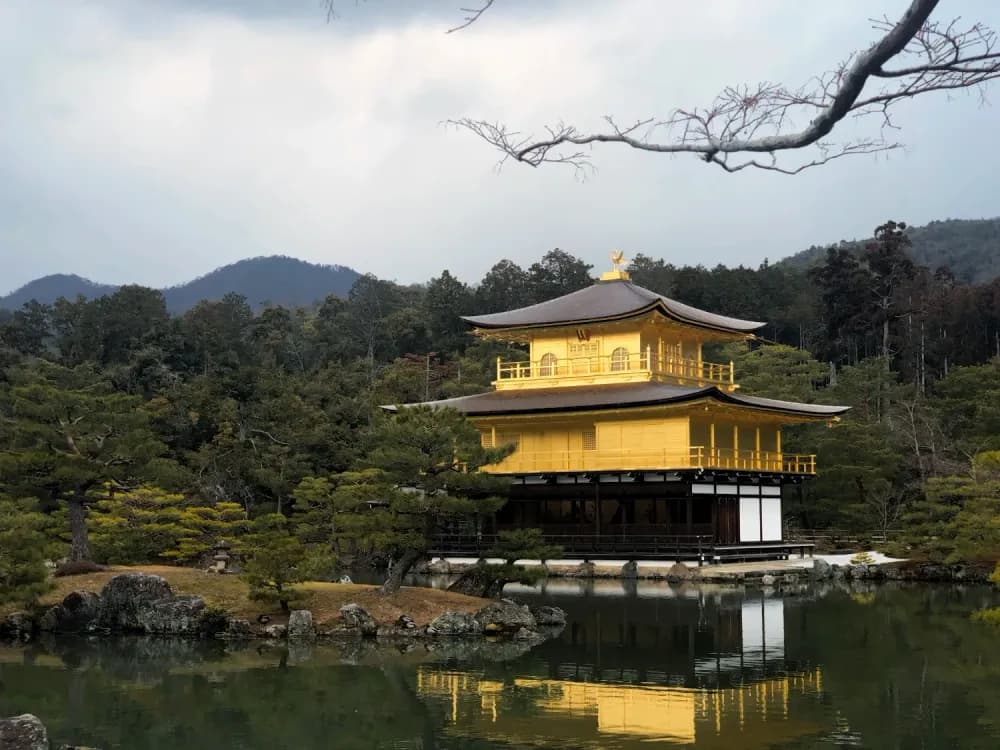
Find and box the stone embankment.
[0,572,566,645]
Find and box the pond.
[2,579,999,749]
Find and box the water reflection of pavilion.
[417,587,825,748]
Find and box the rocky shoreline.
[0,572,566,646]
[423,558,994,585]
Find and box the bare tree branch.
[451,0,1000,174]
[446,0,495,34]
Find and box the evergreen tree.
[0,497,54,608]
[0,360,172,561]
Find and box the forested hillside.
[782,217,1000,283]
[1,229,999,581]
[0,256,360,314]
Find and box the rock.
[0,612,35,640]
[338,575,353,584]
[263,624,288,639]
[474,599,536,633]
[338,604,377,637]
[665,563,692,582]
[137,596,206,635]
[287,610,315,640]
[426,559,451,575]
[761,574,776,586]
[426,611,479,636]
[620,560,638,579]
[781,573,800,585]
[0,714,48,750]
[97,573,173,632]
[39,591,102,634]
[848,564,869,580]
[397,614,418,630]
[811,558,832,580]
[531,605,567,627]
[221,618,254,639]
[447,564,507,598]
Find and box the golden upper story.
[464,261,760,393]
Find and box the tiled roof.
[383,382,849,418]
[462,279,765,334]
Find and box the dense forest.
[1,223,999,605]
[783,216,1000,284]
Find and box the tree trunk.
[379,549,423,596]
[67,495,91,562]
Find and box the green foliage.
[88,486,248,565]
[971,608,1000,627]
[901,453,1000,562]
[989,563,1000,588]
[240,514,332,613]
[0,497,55,607]
[850,551,876,565]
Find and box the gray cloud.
[2,0,998,296]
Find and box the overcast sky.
[2,0,998,296]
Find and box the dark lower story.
[432,471,813,562]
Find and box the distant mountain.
[780,217,1000,283]
[0,256,361,314]
[0,274,119,311]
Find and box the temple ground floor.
[432,471,814,562]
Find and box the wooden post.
[755,427,761,470]
[709,422,716,465]
[496,356,502,381]
[733,425,739,469]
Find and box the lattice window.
[480,430,494,448]
[582,428,597,451]
[539,353,557,376]
[610,347,629,372]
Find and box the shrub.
[850,551,876,565]
[971,607,1000,627]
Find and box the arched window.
[539,353,557,376]
[610,347,629,372]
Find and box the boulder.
[426,611,479,636]
[136,596,205,636]
[474,599,536,633]
[338,604,377,637]
[531,605,567,627]
[287,610,315,640]
[848,564,869,580]
[40,591,102,634]
[665,563,692,582]
[397,614,418,630]
[0,612,35,640]
[760,574,776,586]
[263,624,288,639]
[0,714,48,750]
[567,562,596,579]
[811,558,832,580]
[221,618,253,639]
[781,573,800,585]
[338,575,353,584]
[97,573,174,632]
[620,561,639,579]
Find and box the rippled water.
[2,580,999,749]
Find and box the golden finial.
[601,250,630,281]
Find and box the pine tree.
[0,497,54,608]
[0,360,174,562]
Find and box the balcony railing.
[495,350,734,388]
[486,446,816,475]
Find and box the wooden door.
[716,497,739,544]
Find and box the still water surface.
[2,579,999,749]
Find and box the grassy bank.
[4,565,486,627]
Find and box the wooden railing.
[495,350,735,388]
[487,446,816,475]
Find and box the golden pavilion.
[396,254,847,561]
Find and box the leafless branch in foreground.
[446,0,496,34]
[451,0,1000,174]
